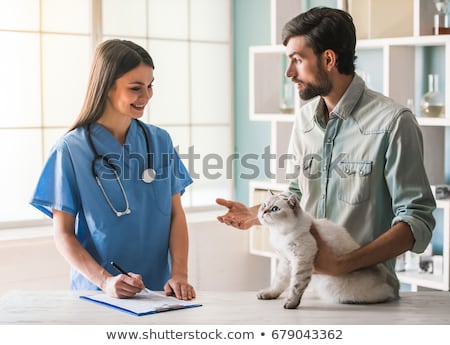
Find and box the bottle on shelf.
[419,74,445,118]
[434,0,450,35]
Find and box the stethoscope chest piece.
[142,168,156,183]
[87,120,156,217]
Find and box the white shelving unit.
[397,199,450,291]
[248,180,284,282]
[356,34,450,126]
[249,180,285,258]
[248,0,450,291]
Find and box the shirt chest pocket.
[337,160,373,205]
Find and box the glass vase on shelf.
[434,0,450,35]
[420,74,445,118]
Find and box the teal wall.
[233,0,271,204]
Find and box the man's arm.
[312,221,414,275]
[384,110,435,253]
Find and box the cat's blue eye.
[271,206,280,212]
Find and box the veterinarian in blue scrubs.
[30,39,195,300]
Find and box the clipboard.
[80,290,202,316]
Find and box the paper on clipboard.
[80,289,202,316]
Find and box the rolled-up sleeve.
[385,110,436,253]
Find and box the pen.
[110,261,151,293]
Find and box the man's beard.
[296,65,332,100]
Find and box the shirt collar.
[329,74,365,120]
[314,73,366,126]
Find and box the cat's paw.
[283,297,301,309]
[257,289,280,300]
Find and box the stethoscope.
[86,120,156,217]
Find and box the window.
[0,0,232,223]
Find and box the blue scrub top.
[30,120,193,291]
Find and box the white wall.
[0,236,70,294]
[188,220,270,291]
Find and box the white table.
[0,290,449,325]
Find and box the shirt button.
[327,138,332,143]
[321,193,326,199]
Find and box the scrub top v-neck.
[30,120,193,290]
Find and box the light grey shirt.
[287,74,436,273]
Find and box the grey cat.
[257,192,399,309]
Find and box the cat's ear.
[287,194,299,210]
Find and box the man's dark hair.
[282,7,356,75]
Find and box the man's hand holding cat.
[310,224,347,276]
[216,198,260,230]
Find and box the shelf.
[417,117,450,126]
[252,38,450,125]
[397,271,449,291]
[356,36,450,124]
[436,199,450,208]
[357,34,450,48]
[249,225,276,258]
[350,0,414,39]
[248,181,288,207]
[269,0,304,45]
[248,181,286,258]
[250,111,450,126]
[249,45,292,118]
[248,109,450,126]
[350,0,438,39]
[397,198,450,291]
